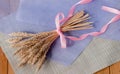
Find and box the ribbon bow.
[55,0,92,48]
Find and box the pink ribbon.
[55,13,66,48]
[55,0,120,48]
[55,0,92,48]
[67,6,120,41]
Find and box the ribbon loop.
[68,0,92,17]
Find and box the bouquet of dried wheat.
[7,11,92,71]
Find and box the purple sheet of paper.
[0,0,10,18]
[0,0,120,65]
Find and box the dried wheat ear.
[7,11,93,71]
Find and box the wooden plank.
[8,63,14,74]
[0,48,8,74]
[110,61,120,74]
[94,67,110,74]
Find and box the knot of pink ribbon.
[55,0,120,48]
[55,13,66,48]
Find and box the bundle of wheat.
[7,11,92,71]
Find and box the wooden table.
[0,48,120,74]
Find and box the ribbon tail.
[60,34,67,48]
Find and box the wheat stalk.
[7,11,93,71]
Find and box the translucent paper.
[0,0,10,18]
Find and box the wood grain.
[110,61,120,74]
[0,48,8,74]
[95,67,110,74]
[8,63,14,74]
